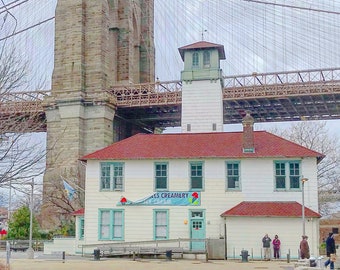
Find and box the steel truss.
[0,68,339,132]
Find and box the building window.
[100,162,124,191]
[155,162,168,190]
[99,209,124,240]
[226,161,240,190]
[79,217,84,240]
[192,52,199,68]
[274,161,301,190]
[191,211,203,218]
[289,162,300,188]
[203,51,210,68]
[190,161,204,190]
[154,210,168,240]
[275,162,286,189]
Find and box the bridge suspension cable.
[243,0,340,15]
[2,0,340,84]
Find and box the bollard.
[165,250,172,261]
[94,248,100,260]
[6,241,10,266]
[309,257,316,267]
[287,253,290,263]
[240,250,249,262]
[62,251,65,263]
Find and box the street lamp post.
[301,177,309,236]
[26,178,34,259]
[1,135,13,221]
[8,178,12,221]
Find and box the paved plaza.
[0,251,333,270]
[2,258,293,270]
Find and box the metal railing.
[79,238,207,257]
[1,68,339,110]
[0,240,45,251]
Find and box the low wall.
[44,237,83,255]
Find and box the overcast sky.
[1,0,339,134]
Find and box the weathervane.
[201,29,207,40]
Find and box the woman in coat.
[300,235,310,259]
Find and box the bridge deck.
[0,68,339,131]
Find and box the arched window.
[192,52,199,68]
[203,51,210,68]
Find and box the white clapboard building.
[80,125,322,259]
[46,41,324,259]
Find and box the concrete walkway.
[0,252,299,270]
[0,252,338,270]
[3,258,295,270]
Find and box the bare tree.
[0,190,8,206]
[270,121,340,215]
[14,182,42,217]
[0,44,83,229]
[41,162,85,228]
[0,37,47,212]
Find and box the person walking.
[324,232,336,269]
[262,233,271,260]
[300,235,310,259]
[272,235,281,259]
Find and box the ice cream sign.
[117,191,200,206]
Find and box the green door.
[190,210,206,251]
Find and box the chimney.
[242,112,255,153]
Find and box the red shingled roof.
[81,132,323,161]
[220,201,321,218]
[178,41,226,60]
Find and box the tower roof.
[178,41,226,60]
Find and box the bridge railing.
[0,90,50,102]
[223,67,340,88]
[1,68,340,110]
[108,80,182,106]
[0,90,50,114]
[222,68,340,99]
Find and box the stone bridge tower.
[42,0,155,228]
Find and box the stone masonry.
[42,0,155,228]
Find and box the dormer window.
[203,51,210,68]
[192,52,199,68]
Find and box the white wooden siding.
[181,80,223,133]
[225,216,319,259]
[84,156,319,254]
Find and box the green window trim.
[226,161,240,190]
[154,162,168,191]
[274,160,301,190]
[190,161,204,191]
[153,209,169,240]
[98,209,124,241]
[192,52,199,68]
[79,217,84,240]
[100,162,124,191]
[203,51,210,68]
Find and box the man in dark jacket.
[262,234,271,260]
[324,232,336,269]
